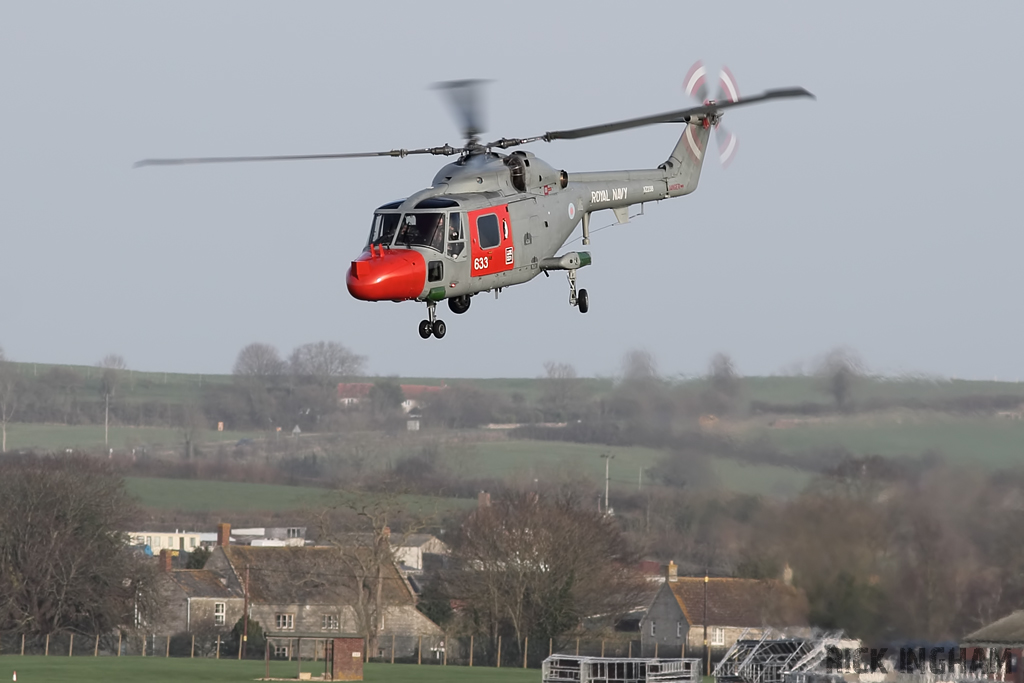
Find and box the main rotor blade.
[540,87,814,142]
[134,145,463,168]
[433,79,490,141]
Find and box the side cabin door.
[468,204,514,278]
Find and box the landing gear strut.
[419,302,446,339]
[568,270,589,314]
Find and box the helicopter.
[136,68,813,339]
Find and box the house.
[202,523,443,658]
[153,549,245,639]
[639,563,809,659]
[337,382,446,413]
[128,529,202,553]
[961,610,1024,683]
[392,534,449,573]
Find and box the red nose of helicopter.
[346,246,427,301]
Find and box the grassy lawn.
[747,413,1024,468]
[2,423,259,453]
[469,440,663,482]
[0,657,538,683]
[126,477,476,515]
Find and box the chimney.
[782,563,793,586]
[159,548,173,573]
[217,522,231,547]
[667,561,678,582]
[478,491,491,509]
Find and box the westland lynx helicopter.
[136,66,812,339]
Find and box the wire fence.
[0,632,679,669]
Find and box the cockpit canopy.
[367,198,464,257]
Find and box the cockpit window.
[367,213,402,247]
[396,212,445,252]
[447,212,465,258]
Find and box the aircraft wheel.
[578,289,589,314]
[418,320,433,339]
[448,295,471,315]
[432,320,447,339]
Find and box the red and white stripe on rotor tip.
[683,61,740,169]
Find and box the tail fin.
[663,121,711,197]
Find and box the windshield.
[367,213,402,247]
[395,212,445,252]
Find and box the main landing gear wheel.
[578,288,589,314]
[419,300,446,339]
[418,320,433,339]
[432,320,447,338]
[448,295,471,315]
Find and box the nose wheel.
[419,302,447,339]
[568,270,589,314]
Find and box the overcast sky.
[1,1,1022,380]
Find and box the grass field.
[0,657,538,683]
[2,423,260,453]
[126,477,476,515]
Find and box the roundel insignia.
[568,203,576,220]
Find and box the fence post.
[417,636,422,665]
[117,632,121,657]
[469,635,473,667]
[550,638,553,658]
[21,634,25,656]
[391,635,395,665]
[238,636,242,660]
[681,642,685,658]
[497,636,501,668]
[216,635,221,660]
[142,635,146,658]
[523,637,528,669]
[191,635,195,659]
[167,635,171,657]
[601,639,605,657]
[629,641,632,658]
[69,634,74,657]
[655,642,658,658]
[45,634,49,657]
[576,638,579,656]
[443,633,447,666]
[95,634,99,657]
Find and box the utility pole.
[638,467,643,492]
[600,454,614,514]
[242,565,250,658]
[703,571,709,675]
[104,392,109,447]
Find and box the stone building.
[152,548,245,641]
[639,563,809,659]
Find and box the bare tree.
[97,353,127,370]
[0,454,159,640]
[316,492,431,656]
[233,342,285,377]
[289,341,366,390]
[177,401,206,460]
[816,347,864,409]
[447,489,645,663]
[622,349,657,382]
[702,352,742,415]
[0,359,17,452]
[540,362,582,420]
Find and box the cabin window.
[477,214,501,249]
[214,602,226,626]
[396,212,445,251]
[447,212,465,258]
[368,213,402,247]
[428,261,443,282]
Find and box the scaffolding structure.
[543,656,702,683]
[713,628,846,683]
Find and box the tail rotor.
[684,61,742,168]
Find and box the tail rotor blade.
[433,79,490,142]
[683,61,709,103]
[716,124,738,169]
[716,66,739,103]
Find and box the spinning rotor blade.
[716,65,740,103]
[684,61,709,102]
[539,87,813,142]
[433,79,490,142]
[134,145,462,168]
[716,123,738,169]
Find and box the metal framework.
[713,629,846,683]
[543,656,702,683]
